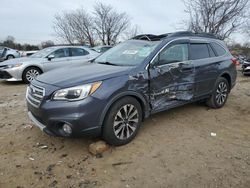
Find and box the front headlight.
[4,63,23,69]
[52,82,102,101]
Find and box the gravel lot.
[0,71,250,188]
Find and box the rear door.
[69,47,92,64]
[149,39,195,112]
[190,41,218,97]
[42,48,71,72]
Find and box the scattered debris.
[210,132,217,137]
[88,140,109,155]
[46,164,56,176]
[60,154,68,158]
[24,124,33,129]
[112,161,133,167]
[40,145,48,149]
[34,171,43,175]
[49,180,58,187]
[82,155,89,161]
[66,175,72,179]
[56,161,63,165]
[96,153,103,158]
[35,143,48,149]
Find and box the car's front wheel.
[102,97,142,146]
[22,67,42,84]
[206,77,230,108]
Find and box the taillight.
[231,58,240,66]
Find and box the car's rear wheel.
[6,55,14,60]
[206,77,229,108]
[22,67,42,84]
[102,97,142,146]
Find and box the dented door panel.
[149,61,195,112]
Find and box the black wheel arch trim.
[218,71,232,89]
[99,91,150,126]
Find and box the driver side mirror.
[47,54,55,61]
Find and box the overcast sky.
[0,0,244,44]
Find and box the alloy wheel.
[113,104,139,140]
[216,82,228,105]
[26,69,40,82]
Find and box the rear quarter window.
[190,43,210,60]
[211,42,227,56]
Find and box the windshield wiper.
[97,61,118,66]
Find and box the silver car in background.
[0,46,20,61]
[0,46,99,83]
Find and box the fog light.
[62,123,72,134]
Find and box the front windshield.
[30,47,56,58]
[94,40,160,66]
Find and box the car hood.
[36,63,132,88]
[0,57,41,66]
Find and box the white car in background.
[0,46,99,83]
[0,46,20,61]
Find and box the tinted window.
[159,43,188,65]
[51,48,69,58]
[190,44,210,60]
[208,44,216,57]
[211,42,226,56]
[70,48,89,56]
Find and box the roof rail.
[132,31,218,41]
[167,31,218,39]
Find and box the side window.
[190,43,210,60]
[159,43,188,65]
[70,48,89,57]
[208,44,216,57]
[50,48,69,58]
[211,42,226,56]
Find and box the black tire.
[6,55,14,60]
[206,77,230,109]
[102,97,142,146]
[22,67,42,84]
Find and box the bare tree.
[54,9,96,46]
[123,25,142,40]
[93,2,130,45]
[70,9,95,46]
[183,0,249,39]
[41,40,55,48]
[54,13,76,45]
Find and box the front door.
[149,40,195,112]
[42,48,71,72]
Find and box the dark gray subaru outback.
[26,32,237,146]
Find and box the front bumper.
[0,69,12,79]
[0,67,23,81]
[26,82,104,137]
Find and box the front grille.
[26,84,45,108]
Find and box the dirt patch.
[0,73,250,188]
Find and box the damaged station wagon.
[26,32,237,146]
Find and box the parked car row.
[242,59,250,75]
[24,31,237,146]
[0,46,99,83]
[0,46,20,62]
